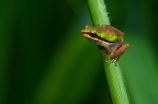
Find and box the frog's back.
[100,24,125,37]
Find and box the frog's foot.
[105,55,111,62]
[106,58,118,66]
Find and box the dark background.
[0,0,158,104]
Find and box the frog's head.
[81,25,100,43]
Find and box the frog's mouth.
[81,31,115,43]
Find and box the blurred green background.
[0,0,158,104]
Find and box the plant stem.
[87,0,130,104]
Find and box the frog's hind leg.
[109,40,130,66]
[111,43,130,59]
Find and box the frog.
[81,24,130,65]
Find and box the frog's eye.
[90,33,97,38]
[84,25,90,29]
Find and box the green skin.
[81,24,130,65]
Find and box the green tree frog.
[81,24,130,65]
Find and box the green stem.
[87,0,130,104]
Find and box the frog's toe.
[105,55,111,62]
[106,58,118,66]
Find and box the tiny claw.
[114,58,118,66]
[113,59,117,66]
